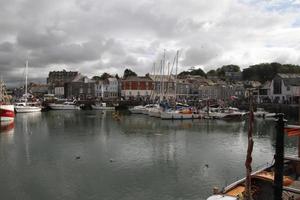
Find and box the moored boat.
[207,116,300,200]
[160,107,200,120]
[129,105,145,114]
[0,104,15,121]
[254,108,276,118]
[91,102,115,110]
[48,101,80,110]
[14,102,42,113]
[14,60,42,113]
[0,80,15,121]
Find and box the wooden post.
[274,113,285,200]
[298,98,300,158]
[245,94,254,200]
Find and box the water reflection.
[0,111,298,200]
[0,120,15,143]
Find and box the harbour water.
[0,111,298,200]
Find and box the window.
[273,79,282,94]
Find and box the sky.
[0,0,300,87]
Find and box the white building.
[269,73,300,104]
[94,77,119,100]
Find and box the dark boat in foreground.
[207,115,300,200]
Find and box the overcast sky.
[1,0,300,86]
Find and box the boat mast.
[162,49,166,100]
[0,77,3,102]
[25,60,28,102]
[175,50,179,102]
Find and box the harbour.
[0,110,298,200]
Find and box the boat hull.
[0,105,15,121]
[91,105,115,110]
[161,111,200,120]
[49,104,80,110]
[15,106,41,113]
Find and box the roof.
[276,73,300,86]
[122,76,153,81]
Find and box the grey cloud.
[183,45,223,66]
[0,0,300,87]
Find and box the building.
[149,75,176,100]
[121,76,154,100]
[28,83,48,98]
[269,73,300,104]
[47,70,79,97]
[95,77,119,101]
[65,74,95,100]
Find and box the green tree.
[100,73,112,80]
[206,69,217,76]
[177,67,206,78]
[242,62,300,82]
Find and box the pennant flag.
[284,125,300,137]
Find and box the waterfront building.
[149,75,176,100]
[121,76,154,100]
[29,83,48,98]
[258,81,271,103]
[269,73,300,104]
[65,74,95,100]
[95,77,119,101]
[47,70,79,98]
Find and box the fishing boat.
[48,100,80,110]
[91,102,115,110]
[14,60,41,113]
[0,80,15,122]
[207,116,300,200]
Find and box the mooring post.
[274,113,285,200]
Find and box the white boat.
[141,104,158,115]
[14,60,41,113]
[15,102,42,113]
[129,105,145,114]
[254,108,276,118]
[48,101,80,110]
[160,107,200,120]
[91,103,115,110]
[208,107,246,120]
[0,80,15,121]
[148,106,162,118]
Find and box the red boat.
[0,80,15,122]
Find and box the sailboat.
[0,79,15,122]
[14,60,42,113]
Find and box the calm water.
[0,111,298,200]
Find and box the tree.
[242,62,300,82]
[100,73,112,80]
[206,69,217,76]
[92,76,101,81]
[177,67,206,78]
[123,68,137,79]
